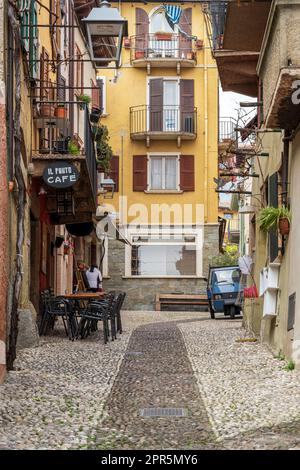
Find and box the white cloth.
[85,268,102,289]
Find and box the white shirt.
[86,268,102,289]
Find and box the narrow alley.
[1,312,300,450]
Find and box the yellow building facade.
[99,2,219,309]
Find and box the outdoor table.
[63,292,107,339]
[63,292,105,301]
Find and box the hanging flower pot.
[135,50,145,59]
[54,105,67,119]
[40,103,55,117]
[279,217,290,235]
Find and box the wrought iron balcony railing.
[130,34,197,63]
[130,105,197,138]
[219,117,238,143]
[32,101,97,203]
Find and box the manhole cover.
[140,408,188,417]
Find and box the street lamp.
[82,0,128,68]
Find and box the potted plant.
[77,94,91,109]
[135,50,145,60]
[155,31,172,40]
[258,206,291,235]
[54,103,67,119]
[90,106,102,124]
[40,102,55,117]
[68,141,80,155]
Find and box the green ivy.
[93,124,113,172]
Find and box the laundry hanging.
[163,4,197,40]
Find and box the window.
[75,44,84,95]
[148,78,194,133]
[19,1,39,78]
[131,235,197,276]
[97,76,107,114]
[149,156,179,190]
[150,9,174,34]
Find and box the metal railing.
[130,34,196,62]
[130,105,197,136]
[84,107,97,203]
[219,117,238,143]
[32,101,97,202]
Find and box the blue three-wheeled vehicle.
[207,266,242,319]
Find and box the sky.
[219,88,255,120]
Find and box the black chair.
[116,292,126,334]
[39,296,69,337]
[40,290,77,340]
[77,301,110,344]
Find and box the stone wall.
[103,225,219,310]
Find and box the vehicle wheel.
[230,305,235,319]
[235,306,241,317]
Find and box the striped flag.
[164,5,182,29]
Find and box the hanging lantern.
[82,0,128,68]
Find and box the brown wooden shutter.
[180,79,194,132]
[149,78,163,132]
[91,79,100,108]
[180,155,194,191]
[109,156,119,192]
[179,8,192,58]
[133,155,147,191]
[136,8,149,55]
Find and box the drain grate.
[125,351,143,356]
[140,408,188,418]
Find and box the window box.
[155,32,172,41]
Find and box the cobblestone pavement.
[1,311,300,449]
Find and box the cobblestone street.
[1,311,300,450]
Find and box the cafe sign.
[43,161,79,189]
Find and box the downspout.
[0,1,9,382]
[282,130,291,207]
[204,17,208,223]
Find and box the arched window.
[149,8,176,34]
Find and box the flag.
[164,5,182,29]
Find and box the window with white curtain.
[131,236,197,276]
[149,155,178,190]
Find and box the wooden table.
[63,292,105,301]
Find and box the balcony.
[31,102,98,224]
[211,1,271,97]
[227,218,240,244]
[130,105,197,146]
[130,34,197,73]
[257,1,300,129]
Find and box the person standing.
[85,265,102,292]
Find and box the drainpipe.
[0,11,8,380]
[282,130,291,207]
[203,18,208,223]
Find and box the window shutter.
[136,8,149,53]
[268,172,278,262]
[179,8,192,57]
[97,78,103,112]
[180,79,195,132]
[149,78,163,132]
[133,155,147,191]
[180,155,194,191]
[91,79,100,108]
[109,156,119,192]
